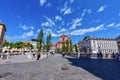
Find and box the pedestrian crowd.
[97,52,120,61]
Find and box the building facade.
[31,39,38,51]
[79,36,119,54]
[56,35,68,49]
[115,35,120,52]
[0,23,6,47]
[50,44,57,52]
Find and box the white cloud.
[44,28,60,37]
[60,2,72,15]
[20,31,34,38]
[55,16,62,21]
[39,0,46,6]
[46,3,52,7]
[57,28,67,33]
[115,23,120,27]
[95,19,101,23]
[69,9,87,30]
[20,24,34,30]
[107,23,115,27]
[41,22,49,27]
[81,9,87,17]
[70,24,104,35]
[31,26,34,30]
[70,0,74,3]
[37,29,41,33]
[41,17,55,27]
[119,13,120,16]
[97,5,106,12]
[87,9,92,14]
[44,28,52,36]
[21,25,30,30]
[60,2,68,12]
[70,18,82,30]
[51,33,60,37]
[64,8,72,15]
[61,21,65,25]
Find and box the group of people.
[36,51,55,60]
[97,52,120,61]
[0,52,10,60]
[97,52,103,59]
[111,52,120,60]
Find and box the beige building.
[0,23,6,47]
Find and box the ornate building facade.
[79,36,119,54]
[56,35,68,49]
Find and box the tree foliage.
[62,42,66,52]
[74,44,78,52]
[69,39,73,53]
[46,33,52,52]
[66,39,69,52]
[3,41,34,50]
[3,40,9,47]
[9,42,15,49]
[57,48,62,53]
[37,29,44,52]
[15,42,24,48]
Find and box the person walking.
[99,52,103,59]
[97,52,99,59]
[112,52,115,59]
[105,53,108,59]
[37,52,41,60]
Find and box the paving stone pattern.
[0,54,119,80]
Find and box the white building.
[115,35,120,52]
[79,36,119,54]
[31,39,38,51]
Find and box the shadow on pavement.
[66,57,120,80]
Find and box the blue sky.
[0,0,120,44]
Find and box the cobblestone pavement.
[0,54,47,64]
[0,54,119,80]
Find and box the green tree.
[57,48,62,53]
[26,43,31,49]
[27,43,34,50]
[37,29,44,52]
[66,39,69,52]
[30,44,34,50]
[17,42,24,48]
[24,43,34,50]
[74,44,78,52]
[3,40,9,47]
[9,42,15,49]
[62,42,66,52]
[46,33,52,52]
[69,39,73,55]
